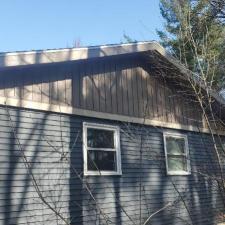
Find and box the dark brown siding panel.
[92,63,100,112]
[49,80,58,105]
[140,68,148,118]
[161,82,167,122]
[163,84,170,123]
[146,75,154,119]
[59,79,66,105]
[85,63,94,110]
[41,80,50,104]
[32,71,42,103]
[104,60,112,113]
[157,81,165,121]
[131,66,139,117]
[72,65,80,108]
[126,66,134,116]
[23,72,33,101]
[121,64,129,116]
[79,62,86,109]
[136,67,144,118]
[153,78,159,119]
[170,90,177,123]
[181,98,189,125]
[164,86,172,123]
[110,60,118,114]
[116,62,123,115]
[65,79,72,105]
[99,61,106,113]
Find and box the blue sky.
[0,0,163,52]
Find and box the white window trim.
[163,132,191,175]
[83,122,122,176]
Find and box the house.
[0,41,225,225]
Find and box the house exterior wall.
[0,105,224,225]
[0,53,213,130]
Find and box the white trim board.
[0,96,224,136]
[0,41,164,68]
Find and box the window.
[83,122,122,176]
[163,133,191,175]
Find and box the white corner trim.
[0,96,225,136]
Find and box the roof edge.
[0,41,164,68]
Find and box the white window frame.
[83,122,122,176]
[163,132,191,175]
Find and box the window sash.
[87,150,117,171]
[165,136,186,155]
[87,128,115,148]
[83,122,122,176]
[163,133,190,175]
[167,155,188,172]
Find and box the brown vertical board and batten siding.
[116,60,123,115]
[145,73,154,119]
[108,60,115,114]
[131,61,139,117]
[85,62,93,110]
[136,66,144,118]
[80,62,85,109]
[151,77,157,120]
[121,62,129,116]
[92,61,100,112]
[57,78,63,105]
[65,79,72,105]
[163,84,171,123]
[32,70,42,103]
[72,63,80,108]
[41,79,50,104]
[160,81,167,122]
[0,53,222,130]
[23,71,33,101]
[141,67,148,118]
[126,61,134,117]
[99,60,106,113]
[104,59,112,113]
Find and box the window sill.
[84,171,122,176]
[167,171,191,176]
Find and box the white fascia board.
[0,41,163,68]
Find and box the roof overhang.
[0,41,168,68]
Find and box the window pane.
[87,128,114,148]
[87,150,116,171]
[167,156,187,171]
[166,136,185,155]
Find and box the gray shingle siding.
[0,106,224,225]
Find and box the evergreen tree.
[157,0,225,87]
